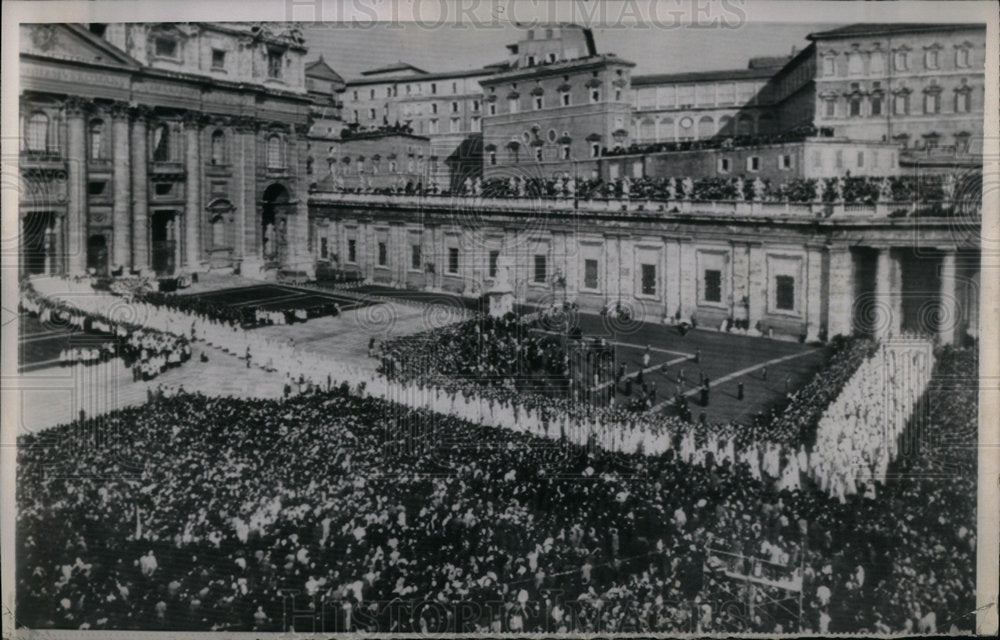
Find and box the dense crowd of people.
[374,315,915,503]
[378,315,571,397]
[16,346,975,633]
[20,281,190,380]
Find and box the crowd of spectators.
[317,169,968,211]
[16,347,975,634]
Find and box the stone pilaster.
[130,105,150,273]
[874,247,900,339]
[746,244,766,332]
[827,247,854,338]
[664,238,681,319]
[938,250,957,345]
[731,242,750,323]
[805,246,824,342]
[183,112,203,271]
[679,240,697,322]
[110,102,131,270]
[65,97,88,275]
[605,235,621,304]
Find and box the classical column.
[182,113,203,270]
[130,105,151,273]
[874,247,899,339]
[65,97,88,276]
[938,250,957,345]
[234,116,260,275]
[827,247,855,338]
[110,102,131,270]
[805,246,824,342]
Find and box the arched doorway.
[21,211,57,277]
[261,183,290,265]
[151,211,178,275]
[86,234,109,276]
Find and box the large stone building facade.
[310,192,980,345]
[480,25,636,181]
[808,24,986,156]
[19,22,314,279]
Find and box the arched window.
[211,215,227,247]
[26,112,49,152]
[638,118,655,142]
[306,157,314,175]
[266,135,282,168]
[211,130,226,165]
[736,115,754,136]
[89,120,105,160]
[697,116,714,140]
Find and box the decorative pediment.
[20,24,140,70]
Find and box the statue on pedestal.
[813,179,825,202]
[878,177,893,203]
[753,177,767,202]
[667,178,677,200]
[734,177,746,202]
[485,255,515,318]
[942,172,957,206]
[682,177,694,199]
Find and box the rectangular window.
[267,49,283,79]
[956,91,971,113]
[211,49,226,70]
[368,108,377,120]
[584,259,599,290]
[533,254,547,283]
[591,143,600,158]
[489,151,497,165]
[431,83,437,94]
[590,90,600,103]
[508,99,519,113]
[561,145,571,160]
[871,95,882,116]
[411,244,422,270]
[857,151,864,168]
[824,100,836,117]
[488,103,497,116]
[347,239,357,263]
[489,250,499,278]
[893,94,908,115]
[835,150,843,169]
[378,242,387,267]
[561,92,571,106]
[534,147,543,161]
[849,98,862,117]
[703,269,721,303]
[640,264,656,296]
[320,237,328,259]
[450,118,460,133]
[155,37,177,58]
[775,275,795,311]
[448,247,459,274]
[747,156,761,172]
[780,154,793,170]
[534,97,543,110]
[88,181,107,197]
[718,157,730,173]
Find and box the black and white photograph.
[2,0,998,637]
